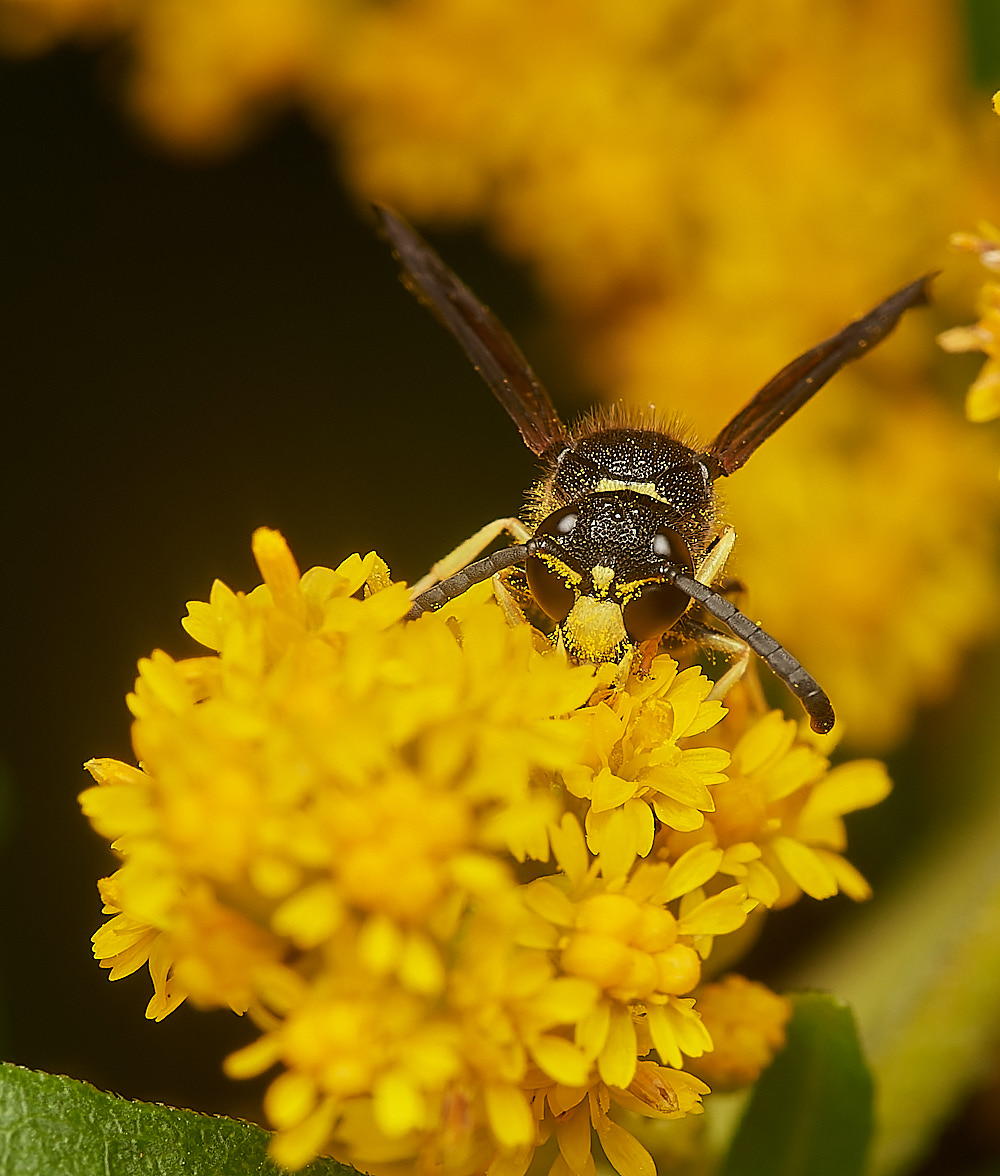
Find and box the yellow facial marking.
[561,595,629,663]
[591,565,615,594]
[595,477,662,502]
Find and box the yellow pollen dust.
[543,552,581,587]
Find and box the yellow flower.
[524,812,756,1091]
[938,224,1000,441]
[660,707,891,909]
[526,1062,712,1176]
[688,974,791,1090]
[228,893,602,1172]
[79,530,722,1172]
[561,659,729,881]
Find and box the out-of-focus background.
[3,3,1000,1172]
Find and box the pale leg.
[409,517,531,597]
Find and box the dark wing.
[375,204,568,458]
[703,274,935,478]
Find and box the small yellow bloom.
[562,659,728,881]
[688,974,791,1090]
[661,707,890,908]
[523,813,755,1094]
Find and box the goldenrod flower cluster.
[81,529,889,1174]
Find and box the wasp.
[376,205,931,734]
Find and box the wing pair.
[376,203,932,471]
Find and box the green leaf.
[0,1062,360,1176]
[964,0,1000,90]
[719,992,873,1176]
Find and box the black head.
[526,490,696,662]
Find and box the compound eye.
[622,524,695,643]
[525,506,581,622]
[525,556,575,622]
[535,505,580,541]
[621,580,691,643]
[651,526,692,567]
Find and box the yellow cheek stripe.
[540,552,581,587]
[614,578,648,606]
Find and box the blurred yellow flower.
[938,223,1000,445]
[315,0,999,752]
[80,529,892,1173]
[688,974,791,1091]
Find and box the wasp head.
[525,490,696,663]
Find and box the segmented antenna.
[662,567,835,734]
[406,542,535,619]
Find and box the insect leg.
[409,517,531,596]
[694,525,737,587]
